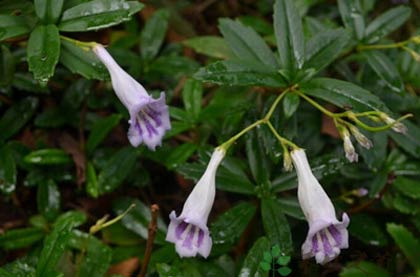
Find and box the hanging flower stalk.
[93,44,171,150]
[291,149,350,265]
[166,148,225,258]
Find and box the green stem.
[357,40,407,51]
[296,91,338,118]
[60,35,97,51]
[264,89,290,120]
[90,203,135,234]
[350,113,412,132]
[266,121,299,150]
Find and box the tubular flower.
[166,148,225,258]
[93,44,170,150]
[291,149,350,265]
[339,127,358,163]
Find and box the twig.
[138,204,159,277]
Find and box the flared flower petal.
[93,44,170,150]
[291,149,350,265]
[166,148,225,258]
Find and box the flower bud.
[349,125,373,149]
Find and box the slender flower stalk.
[291,149,349,265]
[93,44,170,150]
[166,148,226,258]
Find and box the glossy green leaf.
[219,18,277,68]
[37,179,60,221]
[36,211,86,277]
[60,38,108,80]
[276,197,305,220]
[348,214,388,247]
[34,0,64,23]
[211,202,256,245]
[0,97,39,142]
[182,79,203,120]
[364,6,411,44]
[337,0,365,40]
[0,227,44,250]
[305,28,350,73]
[368,169,388,198]
[140,9,169,61]
[300,77,390,112]
[364,51,403,93]
[164,143,197,170]
[113,197,167,244]
[0,145,17,194]
[340,261,391,277]
[261,198,293,254]
[394,176,420,199]
[358,131,387,171]
[238,236,270,277]
[194,60,286,87]
[182,36,232,59]
[59,0,144,32]
[387,223,420,271]
[246,129,271,185]
[0,45,16,87]
[273,0,304,74]
[0,15,30,41]
[27,24,60,84]
[86,162,99,198]
[97,147,138,194]
[389,121,420,158]
[282,92,300,118]
[24,149,72,165]
[86,114,122,154]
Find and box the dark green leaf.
[86,114,122,154]
[0,144,17,194]
[194,60,286,87]
[60,38,109,80]
[86,162,99,198]
[282,93,300,118]
[278,266,292,276]
[97,147,138,194]
[368,169,388,198]
[340,261,390,277]
[337,0,365,40]
[0,45,16,87]
[364,6,411,44]
[359,131,387,171]
[276,197,305,220]
[277,256,291,266]
[389,121,420,158]
[348,214,388,247]
[211,202,256,245]
[260,261,271,272]
[24,149,72,165]
[261,198,293,254]
[0,97,39,142]
[34,0,64,23]
[0,15,30,41]
[59,0,144,32]
[0,227,44,250]
[37,179,60,221]
[273,0,304,74]
[182,79,203,120]
[140,9,169,60]
[246,128,271,185]
[387,223,420,271]
[163,143,197,170]
[394,176,420,199]
[182,36,232,59]
[238,236,270,277]
[219,18,277,68]
[364,51,403,93]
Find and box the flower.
[378,112,407,134]
[166,148,225,258]
[93,44,170,150]
[291,149,349,265]
[349,125,373,149]
[339,126,358,163]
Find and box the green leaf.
[113,197,167,244]
[368,169,388,198]
[394,176,420,199]
[163,143,197,170]
[0,97,38,142]
[261,198,293,255]
[386,223,420,271]
[246,128,271,185]
[0,15,30,41]
[0,144,17,194]
[60,38,109,80]
[340,261,390,277]
[24,149,72,165]
[238,236,270,277]
[278,266,292,276]
[389,121,420,158]
[211,202,256,245]
[337,0,365,40]
[27,24,60,84]
[300,77,390,112]
[34,0,64,23]
[182,36,232,59]
[0,227,44,250]
[282,93,300,118]
[86,162,99,198]
[275,197,305,220]
[97,147,138,194]
[305,28,350,73]
[194,60,286,87]
[260,261,271,272]
[59,0,144,32]
[277,256,291,266]
[219,18,277,68]
[364,51,403,93]
[36,211,86,276]
[0,44,16,88]
[273,0,305,74]
[140,9,169,61]
[37,179,60,221]
[364,6,411,44]
[182,79,203,120]
[86,114,122,154]
[348,214,388,247]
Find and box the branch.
[138,204,159,277]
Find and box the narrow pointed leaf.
[337,0,365,40]
[387,223,420,271]
[140,9,169,61]
[0,15,30,41]
[34,0,64,23]
[238,237,270,277]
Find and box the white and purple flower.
[291,149,350,265]
[166,148,225,258]
[93,44,170,150]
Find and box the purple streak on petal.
[197,229,204,247]
[312,233,319,254]
[147,107,162,126]
[321,230,333,256]
[328,225,342,245]
[175,221,188,239]
[182,226,196,249]
[143,117,158,138]
[135,119,143,136]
